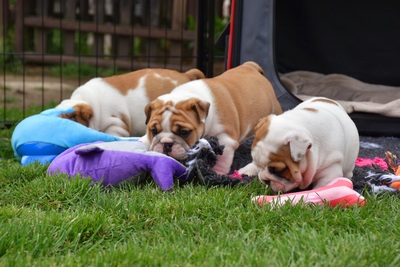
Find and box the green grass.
[1,129,400,266]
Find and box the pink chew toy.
[253,178,366,208]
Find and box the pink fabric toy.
[355,157,388,170]
[253,178,366,208]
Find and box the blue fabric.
[11,108,137,165]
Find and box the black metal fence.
[1,0,226,128]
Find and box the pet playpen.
[226,0,400,136]
[4,0,400,137]
[1,0,220,128]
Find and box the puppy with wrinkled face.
[56,68,205,137]
[239,97,359,192]
[143,61,283,174]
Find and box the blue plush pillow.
[11,108,137,165]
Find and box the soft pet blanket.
[280,71,400,117]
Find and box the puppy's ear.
[144,102,154,125]
[188,98,210,123]
[284,131,312,162]
[59,104,93,127]
[144,99,164,125]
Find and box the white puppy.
[239,97,359,192]
[143,61,283,174]
[56,68,204,137]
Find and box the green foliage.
[0,128,15,160]
[48,30,63,54]
[0,104,53,130]
[49,63,123,79]
[0,26,23,73]
[187,15,196,31]
[214,15,228,39]
[75,32,93,55]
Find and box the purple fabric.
[47,142,187,191]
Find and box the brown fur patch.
[311,98,339,106]
[303,107,318,112]
[59,103,93,127]
[268,144,302,183]
[102,70,144,94]
[203,62,283,141]
[144,99,166,125]
[103,68,205,100]
[145,98,209,148]
[252,116,272,149]
[175,98,210,124]
[170,100,208,147]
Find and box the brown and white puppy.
[143,61,283,174]
[56,68,205,137]
[239,97,360,192]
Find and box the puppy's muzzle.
[163,142,174,154]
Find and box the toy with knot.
[357,151,400,193]
[384,151,400,190]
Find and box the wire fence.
[1,0,225,128]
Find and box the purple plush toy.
[47,141,188,191]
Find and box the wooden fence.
[1,0,222,128]
[14,0,200,71]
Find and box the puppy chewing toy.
[253,178,366,208]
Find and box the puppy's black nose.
[163,142,174,154]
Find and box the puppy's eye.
[268,163,286,175]
[178,129,192,138]
[268,167,277,174]
[151,128,158,136]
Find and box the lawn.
[1,125,400,267]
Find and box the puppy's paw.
[239,162,259,176]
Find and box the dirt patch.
[1,62,226,110]
[1,75,79,109]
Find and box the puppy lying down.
[56,68,205,137]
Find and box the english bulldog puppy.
[56,68,205,137]
[239,97,359,192]
[143,61,283,174]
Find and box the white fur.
[240,97,360,192]
[56,76,150,137]
[158,80,226,138]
